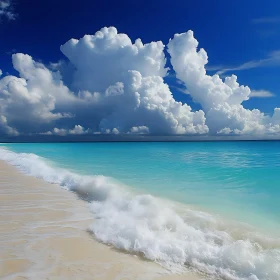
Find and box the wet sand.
[0,160,202,280]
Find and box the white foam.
[0,147,279,280]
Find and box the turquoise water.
[1,142,280,279]
[3,141,280,233]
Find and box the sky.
[0,0,280,139]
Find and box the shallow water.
[1,142,280,280]
[3,142,280,232]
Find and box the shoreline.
[0,160,202,280]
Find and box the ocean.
[0,142,279,280]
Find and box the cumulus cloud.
[0,26,279,137]
[59,27,208,134]
[43,125,89,136]
[128,126,149,134]
[0,115,18,136]
[0,0,16,20]
[0,53,75,134]
[0,27,208,136]
[60,27,167,92]
[168,30,280,136]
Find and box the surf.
[0,146,279,280]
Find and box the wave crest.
[0,147,279,280]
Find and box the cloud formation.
[0,27,208,136]
[168,30,280,135]
[0,27,279,137]
[0,0,16,20]
[208,50,280,75]
[43,125,89,136]
[250,90,275,98]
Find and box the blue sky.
[0,0,280,137]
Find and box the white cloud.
[60,27,167,93]
[0,27,208,136]
[128,126,149,134]
[0,115,18,136]
[208,50,280,75]
[69,125,89,135]
[0,26,279,137]
[0,0,16,20]
[250,90,275,98]
[168,30,280,136]
[0,53,75,134]
[43,125,89,136]
[59,27,208,135]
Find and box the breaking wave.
[0,147,279,280]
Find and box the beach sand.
[0,160,202,280]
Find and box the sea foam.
[0,147,279,280]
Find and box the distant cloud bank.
[0,27,280,137]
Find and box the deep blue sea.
[1,142,279,279]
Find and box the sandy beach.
[0,160,202,280]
